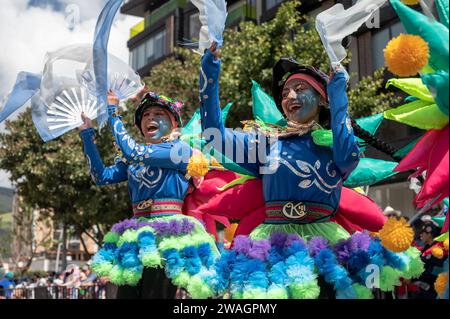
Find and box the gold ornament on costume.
[379,217,414,252]
[401,0,420,5]
[384,34,430,77]
[187,153,209,177]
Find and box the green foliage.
[145,0,398,126]
[0,110,130,242]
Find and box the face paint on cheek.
[289,89,320,123]
[147,116,173,141]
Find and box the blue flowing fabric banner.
[93,0,124,127]
[0,72,42,123]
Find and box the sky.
[0,0,140,188]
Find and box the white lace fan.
[79,53,143,102]
[46,86,99,134]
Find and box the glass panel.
[266,0,283,10]
[189,12,201,40]
[372,27,390,70]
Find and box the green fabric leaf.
[435,0,449,28]
[251,80,287,126]
[386,78,434,102]
[422,71,449,116]
[390,0,449,72]
[311,129,333,147]
[182,103,233,136]
[432,216,446,228]
[443,197,449,207]
[344,158,399,188]
[355,113,384,135]
[384,99,448,130]
[182,109,202,136]
[393,137,421,158]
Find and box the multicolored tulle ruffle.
[91,214,220,299]
[213,231,424,299]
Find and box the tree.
[0,110,131,269]
[144,1,399,127]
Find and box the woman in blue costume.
[200,44,424,299]
[78,90,220,299]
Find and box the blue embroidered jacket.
[80,105,192,206]
[199,50,360,215]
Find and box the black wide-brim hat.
[272,57,330,125]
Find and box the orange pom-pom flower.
[434,272,449,298]
[187,153,209,177]
[401,0,420,5]
[379,217,414,252]
[432,246,445,259]
[384,34,430,77]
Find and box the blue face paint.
[282,81,321,124]
[291,89,320,123]
[140,107,173,142]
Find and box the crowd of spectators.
[0,264,117,299]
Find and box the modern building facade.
[121,0,426,218]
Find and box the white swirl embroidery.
[114,120,136,150]
[279,158,341,194]
[199,67,208,94]
[129,165,162,190]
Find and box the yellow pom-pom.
[401,0,420,5]
[379,217,414,252]
[187,153,209,177]
[434,272,448,298]
[444,238,449,251]
[384,34,430,77]
[224,223,239,244]
[432,247,445,259]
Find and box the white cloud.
[0,0,141,188]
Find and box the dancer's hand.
[130,86,150,108]
[108,90,120,106]
[209,42,221,60]
[79,112,93,131]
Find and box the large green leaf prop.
[344,158,399,188]
[386,78,434,102]
[390,0,449,72]
[384,99,448,130]
[251,80,287,126]
[422,71,449,116]
[384,77,448,129]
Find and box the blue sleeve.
[80,127,128,186]
[199,49,263,176]
[327,71,361,179]
[107,106,192,171]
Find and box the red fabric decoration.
[395,125,449,208]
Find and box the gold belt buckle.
[282,202,307,219]
[137,199,153,211]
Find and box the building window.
[372,21,405,71]
[266,0,284,10]
[131,29,167,70]
[189,12,201,40]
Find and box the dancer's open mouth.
[146,122,159,135]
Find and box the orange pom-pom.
[432,246,445,259]
[384,34,430,77]
[434,272,449,298]
[379,217,414,252]
[444,238,449,251]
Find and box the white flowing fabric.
[191,0,228,54]
[33,44,142,142]
[316,0,388,78]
